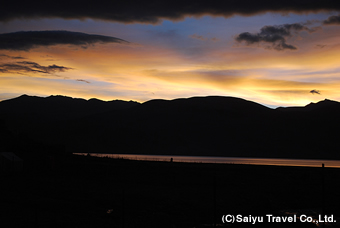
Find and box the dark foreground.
[1,154,340,228]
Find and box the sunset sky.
[1,1,340,107]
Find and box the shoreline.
[74,153,340,168]
[1,154,339,227]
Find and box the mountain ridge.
[1,94,340,160]
[3,94,339,111]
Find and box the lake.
[73,153,340,168]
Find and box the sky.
[1,1,340,107]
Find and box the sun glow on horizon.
[1,13,340,107]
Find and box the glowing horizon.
[1,11,340,108]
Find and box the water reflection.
[73,153,340,168]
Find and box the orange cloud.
[2,25,340,107]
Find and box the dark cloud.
[310,89,321,95]
[0,61,72,74]
[323,15,340,25]
[0,31,128,51]
[76,79,90,83]
[235,23,318,51]
[0,54,26,59]
[1,0,340,23]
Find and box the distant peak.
[18,94,39,99]
[88,98,101,101]
[88,98,105,102]
[304,99,340,112]
[15,94,42,100]
[319,99,339,105]
[307,99,339,106]
[322,98,337,103]
[48,95,72,99]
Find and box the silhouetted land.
[1,95,339,227]
[1,94,340,159]
[1,154,339,227]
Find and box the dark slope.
[0,94,140,132]
[273,99,340,159]
[276,99,340,113]
[1,95,340,159]
[0,94,140,118]
[106,96,272,156]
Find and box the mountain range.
[1,94,340,159]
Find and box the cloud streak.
[76,79,90,83]
[1,0,340,23]
[0,31,128,51]
[0,61,72,74]
[323,15,340,25]
[310,89,321,95]
[0,54,26,59]
[189,34,219,42]
[235,23,319,51]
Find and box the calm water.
[73,153,340,168]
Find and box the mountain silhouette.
[0,94,139,119]
[1,95,340,159]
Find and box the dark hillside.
[0,95,339,159]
